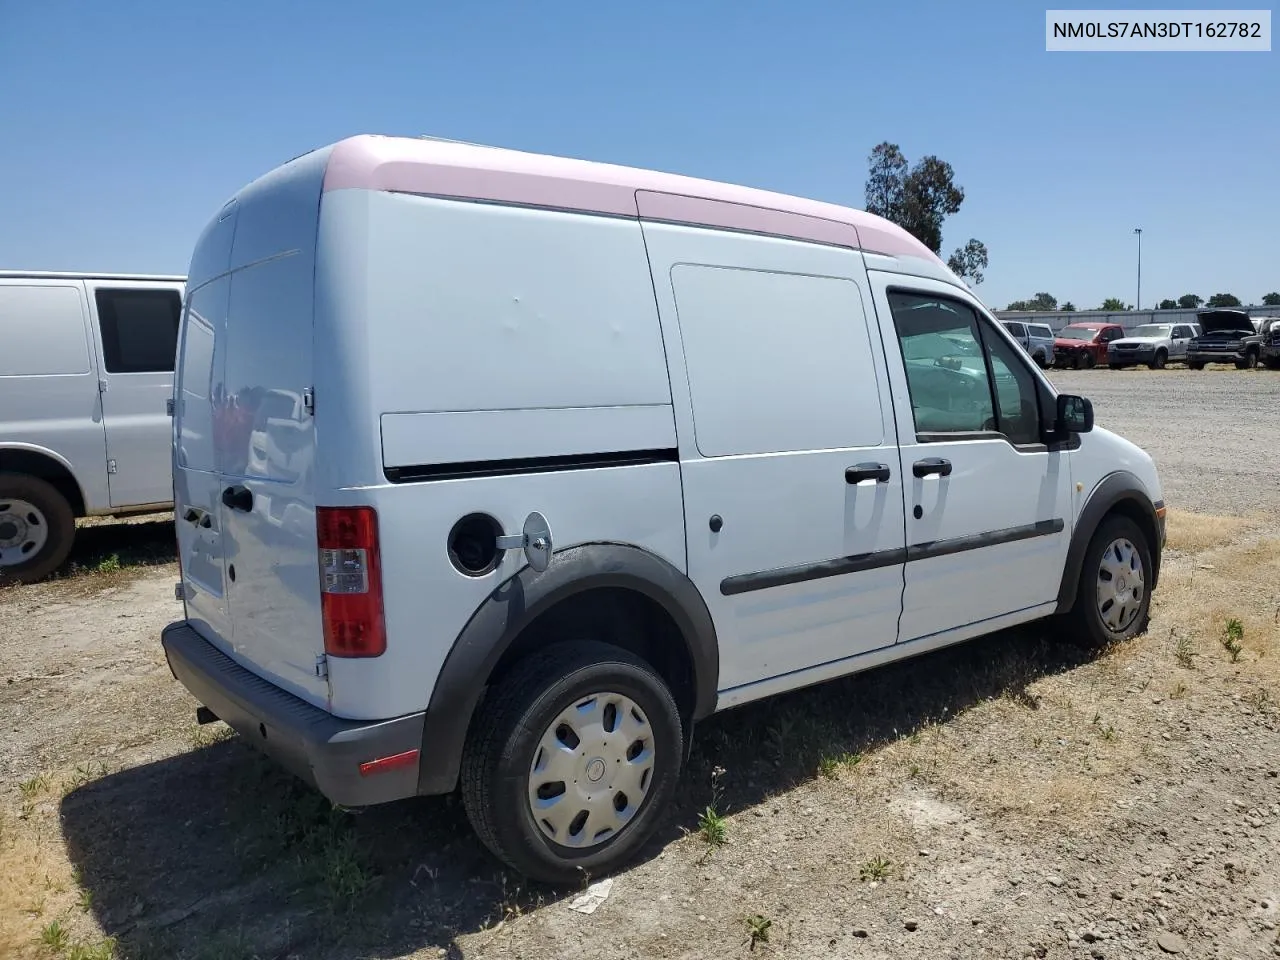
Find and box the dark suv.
[1257,317,1280,370]
[1186,310,1263,369]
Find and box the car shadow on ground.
[67,516,177,573]
[60,622,1093,960]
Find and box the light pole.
[1133,228,1142,311]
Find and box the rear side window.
[0,284,90,376]
[671,265,884,457]
[1003,321,1024,337]
[95,288,181,373]
[1031,325,1053,338]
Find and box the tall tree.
[1006,293,1059,311]
[1206,293,1242,307]
[1262,292,1280,306]
[1177,293,1204,309]
[1100,298,1129,311]
[946,239,989,285]
[1157,298,1179,310]
[864,142,972,256]
[1060,301,1077,312]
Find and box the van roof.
[321,134,941,264]
[0,270,186,282]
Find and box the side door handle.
[912,458,953,479]
[221,485,254,513]
[846,462,891,484]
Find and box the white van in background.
[0,272,185,583]
[161,135,1166,883]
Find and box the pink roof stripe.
[323,135,939,263]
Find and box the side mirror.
[1055,394,1094,434]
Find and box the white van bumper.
[161,621,425,807]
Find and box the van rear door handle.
[912,458,953,479]
[183,507,212,528]
[845,462,891,484]
[221,485,254,513]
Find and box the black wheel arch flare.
[1055,470,1164,616]
[415,542,719,796]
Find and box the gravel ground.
[1050,368,1277,517]
[1,369,1279,960]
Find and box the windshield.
[1129,325,1172,338]
[1058,326,1099,341]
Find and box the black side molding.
[385,448,678,484]
[721,548,907,596]
[908,519,1064,562]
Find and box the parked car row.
[1001,310,1280,371]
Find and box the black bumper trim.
[161,621,425,807]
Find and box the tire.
[1060,515,1153,650]
[0,473,76,585]
[1149,350,1167,370]
[1032,351,1045,368]
[1236,350,1259,370]
[1188,361,1204,370]
[1109,364,1123,370]
[1080,352,1096,370]
[1264,358,1280,371]
[461,640,684,884]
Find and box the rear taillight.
[317,506,386,658]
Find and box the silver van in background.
[0,271,185,583]
[1001,320,1056,368]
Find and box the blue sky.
[1,1,1276,310]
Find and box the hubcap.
[0,499,49,568]
[1096,537,1145,633]
[527,692,655,849]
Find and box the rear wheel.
[1060,515,1152,650]
[1149,350,1167,370]
[0,473,76,585]
[461,641,683,884]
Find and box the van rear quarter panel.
[314,189,685,719]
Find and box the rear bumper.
[162,621,425,806]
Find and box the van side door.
[86,281,182,508]
[869,272,1073,642]
[0,279,110,513]
[640,218,907,704]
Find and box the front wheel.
[1080,352,1096,370]
[1149,350,1167,370]
[1060,515,1153,650]
[0,473,76,585]
[461,641,684,884]
[1236,350,1259,370]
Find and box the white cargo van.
[162,135,1166,883]
[0,272,185,583]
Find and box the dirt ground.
[2,370,1278,960]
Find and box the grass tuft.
[746,914,772,949]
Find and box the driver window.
[888,291,1041,444]
[887,291,995,435]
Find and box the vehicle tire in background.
[0,473,75,585]
[1080,353,1096,370]
[1188,361,1205,370]
[1150,350,1167,370]
[1266,358,1280,371]
[1109,363,1123,370]
[461,640,684,884]
[1059,514,1153,650]
[1236,350,1259,370]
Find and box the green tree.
[1261,292,1280,306]
[1206,293,1242,307]
[1157,298,1179,310]
[1005,292,1058,312]
[1177,293,1204,309]
[946,238,989,285]
[864,142,971,256]
[1100,298,1129,311]
[1060,301,1077,312]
